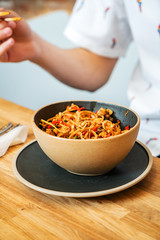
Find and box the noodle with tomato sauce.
[40,103,130,139]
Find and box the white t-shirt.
[64,0,160,156]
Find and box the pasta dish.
[40,103,130,139]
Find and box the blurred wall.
[0,11,138,110]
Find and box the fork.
[0,122,13,135]
[0,122,20,136]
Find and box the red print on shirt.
[137,0,142,12]
[104,7,110,17]
[146,138,158,145]
[111,38,117,48]
[158,25,160,36]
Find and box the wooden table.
[0,98,160,240]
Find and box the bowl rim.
[32,100,140,142]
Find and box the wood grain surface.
[0,98,160,240]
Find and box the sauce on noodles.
[40,103,130,139]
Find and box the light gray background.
[0,11,138,110]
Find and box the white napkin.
[0,125,28,157]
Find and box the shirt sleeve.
[64,0,133,58]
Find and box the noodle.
[40,103,130,139]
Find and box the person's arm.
[0,9,117,92]
[31,34,118,91]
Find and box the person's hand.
[0,8,40,62]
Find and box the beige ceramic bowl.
[32,100,140,176]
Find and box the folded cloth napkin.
[0,125,28,157]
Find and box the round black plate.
[12,140,153,198]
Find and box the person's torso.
[123,0,160,118]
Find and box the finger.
[8,21,16,29]
[2,9,19,18]
[0,10,21,32]
[0,21,8,29]
[0,38,14,57]
[0,9,10,21]
[0,27,13,40]
[0,9,19,21]
[0,19,16,30]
